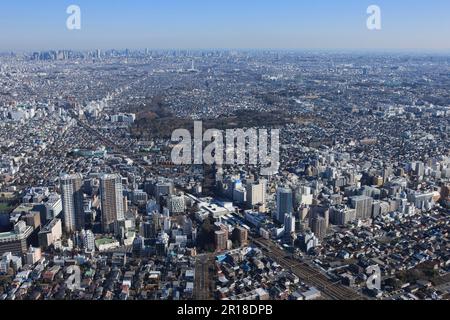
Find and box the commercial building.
[246,180,266,208]
[38,218,62,249]
[168,194,186,214]
[232,226,248,247]
[80,229,95,252]
[330,207,356,226]
[44,193,62,222]
[25,246,42,265]
[349,195,373,220]
[284,213,296,234]
[311,216,327,240]
[100,174,125,234]
[60,173,84,233]
[276,188,293,223]
[215,230,228,252]
[0,221,33,256]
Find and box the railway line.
[194,254,214,300]
[252,236,363,300]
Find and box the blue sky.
[0,0,449,51]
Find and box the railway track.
[194,254,214,300]
[252,237,363,300]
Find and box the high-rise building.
[276,187,293,223]
[155,232,169,256]
[38,218,62,249]
[232,226,248,247]
[24,211,41,229]
[0,253,11,274]
[330,207,356,226]
[414,161,425,177]
[168,194,186,214]
[99,174,125,233]
[146,200,159,215]
[44,193,62,222]
[130,189,148,206]
[349,195,373,220]
[0,221,33,256]
[182,217,193,237]
[246,180,266,208]
[311,216,327,240]
[294,186,313,207]
[372,201,381,218]
[60,173,84,233]
[154,179,174,203]
[25,246,42,265]
[140,221,153,239]
[441,185,450,208]
[284,213,296,234]
[233,186,246,204]
[81,229,95,252]
[302,231,320,252]
[214,230,228,252]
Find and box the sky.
[0,0,449,51]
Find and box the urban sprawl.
[0,50,449,301]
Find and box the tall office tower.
[284,213,296,234]
[233,187,246,205]
[276,187,293,223]
[168,194,186,214]
[311,216,327,240]
[294,185,313,207]
[60,173,84,233]
[349,195,373,220]
[99,174,125,233]
[372,201,382,218]
[382,166,392,183]
[154,179,174,205]
[80,229,95,252]
[214,230,228,252]
[246,179,266,208]
[232,226,248,247]
[44,193,62,222]
[414,161,425,177]
[202,164,217,197]
[330,207,356,226]
[182,217,193,237]
[140,221,153,239]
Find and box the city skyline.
[0,1,449,305]
[1,0,449,52]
